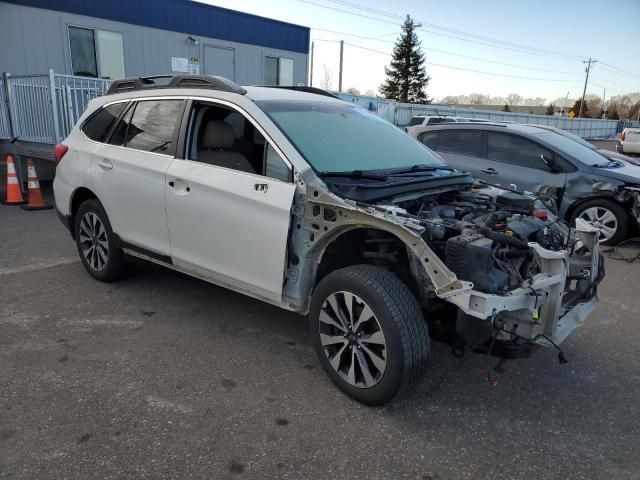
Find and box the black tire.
[74,199,128,282]
[309,265,430,406]
[570,199,630,246]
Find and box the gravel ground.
[1,195,639,480]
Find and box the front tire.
[309,265,430,406]
[74,199,127,282]
[570,199,629,246]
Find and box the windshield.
[534,131,609,166]
[553,129,597,150]
[257,101,445,172]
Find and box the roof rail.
[255,85,341,99]
[106,75,247,95]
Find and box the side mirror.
[541,154,561,173]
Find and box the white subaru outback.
[54,75,603,405]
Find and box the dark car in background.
[411,122,640,245]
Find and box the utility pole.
[602,87,606,118]
[338,40,344,92]
[579,57,596,118]
[562,91,569,116]
[309,41,314,87]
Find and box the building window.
[68,26,125,80]
[69,26,98,78]
[264,57,294,86]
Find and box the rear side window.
[436,130,483,156]
[419,132,438,149]
[406,117,425,127]
[487,133,552,170]
[427,117,449,125]
[122,100,184,155]
[81,102,127,142]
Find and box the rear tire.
[74,199,128,282]
[570,199,629,246]
[309,265,430,406]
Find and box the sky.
[203,0,640,103]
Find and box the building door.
[203,45,235,80]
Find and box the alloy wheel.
[579,206,618,243]
[79,212,109,271]
[319,291,387,388]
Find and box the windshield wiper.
[387,164,453,175]
[320,170,388,181]
[592,160,622,168]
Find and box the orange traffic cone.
[20,159,53,211]
[2,154,26,205]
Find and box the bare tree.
[320,65,333,91]
[364,89,377,97]
[507,93,523,107]
[346,87,361,95]
[468,93,490,105]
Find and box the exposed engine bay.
[358,184,603,355]
[397,187,570,296]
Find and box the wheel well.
[316,228,419,296]
[69,187,98,238]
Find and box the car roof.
[415,122,550,135]
[243,86,344,103]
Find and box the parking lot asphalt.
[1,191,639,480]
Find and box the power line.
[314,27,581,75]
[597,61,640,80]
[300,0,583,60]
[343,43,577,82]
[324,0,584,60]
[306,0,639,79]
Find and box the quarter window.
[436,130,483,156]
[82,102,127,142]
[487,133,552,170]
[124,100,184,154]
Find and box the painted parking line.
[0,257,79,276]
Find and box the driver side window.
[186,101,292,182]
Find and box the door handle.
[481,167,498,174]
[97,160,113,170]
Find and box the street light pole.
[309,40,314,87]
[338,40,344,92]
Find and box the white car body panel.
[165,159,295,302]
[621,128,640,154]
[91,143,174,256]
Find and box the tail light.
[53,144,68,166]
[621,131,626,141]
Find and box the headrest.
[202,120,234,149]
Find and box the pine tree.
[546,104,555,115]
[502,103,511,112]
[379,15,430,103]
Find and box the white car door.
[165,101,296,302]
[91,99,185,257]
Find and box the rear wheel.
[309,265,430,405]
[74,199,127,282]
[570,199,629,246]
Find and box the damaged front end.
[389,185,604,355]
[308,184,604,358]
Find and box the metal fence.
[0,77,11,140]
[0,70,111,144]
[337,93,625,140]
